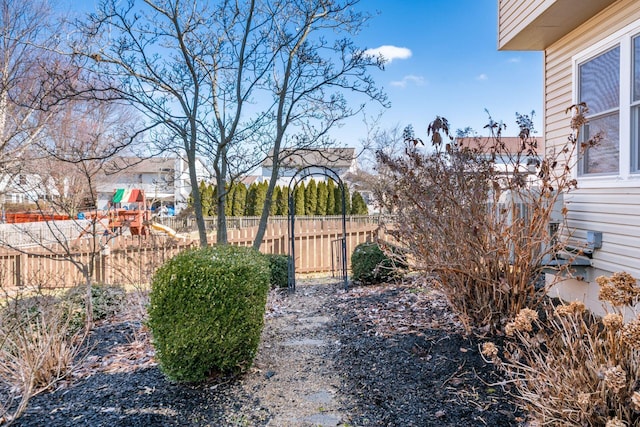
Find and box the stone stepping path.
[244,280,349,427]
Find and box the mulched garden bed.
[7,278,525,426]
[331,281,524,426]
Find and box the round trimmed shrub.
[148,245,270,383]
[351,242,407,285]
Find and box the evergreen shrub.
[148,245,270,382]
[351,242,406,285]
[265,254,290,289]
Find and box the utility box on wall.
[587,231,602,250]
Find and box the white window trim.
[572,19,640,188]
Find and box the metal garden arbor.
[287,166,348,291]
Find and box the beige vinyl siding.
[498,0,547,48]
[545,0,640,278]
[565,188,640,277]
[564,189,640,276]
[545,0,640,137]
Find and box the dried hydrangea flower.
[555,301,586,316]
[598,272,640,306]
[513,308,538,333]
[631,391,640,412]
[605,418,627,427]
[604,365,627,394]
[505,322,516,337]
[603,313,624,330]
[481,342,498,359]
[576,392,590,410]
[622,316,640,348]
[569,301,586,313]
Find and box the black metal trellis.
[287,166,348,291]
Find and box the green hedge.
[351,242,407,285]
[148,245,270,382]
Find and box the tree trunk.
[215,170,228,244]
[83,265,93,329]
[186,147,208,247]
[253,147,280,249]
[215,145,228,244]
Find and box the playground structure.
[150,222,179,237]
[2,188,180,238]
[107,188,151,235]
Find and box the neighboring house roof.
[262,148,355,170]
[240,175,260,186]
[456,137,545,155]
[102,157,176,176]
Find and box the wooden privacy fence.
[0,216,382,289]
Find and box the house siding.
[565,188,640,275]
[541,0,640,312]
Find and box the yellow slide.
[150,222,178,237]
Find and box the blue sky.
[62,0,544,146]
[341,0,544,145]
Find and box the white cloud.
[507,57,521,63]
[390,74,425,88]
[364,45,412,64]
[476,73,488,81]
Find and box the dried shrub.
[486,271,640,425]
[598,272,640,307]
[0,292,84,423]
[375,107,586,333]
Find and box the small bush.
[351,242,406,285]
[148,245,270,383]
[63,283,125,330]
[265,254,290,289]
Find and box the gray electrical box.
[587,231,602,249]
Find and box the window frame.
[572,19,640,186]
[631,34,640,172]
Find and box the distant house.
[498,0,639,314]
[0,173,58,206]
[261,147,357,187]
[96,156,212,215]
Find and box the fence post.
[16,253,28,287]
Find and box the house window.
[578,46,620,175]
[574,20,640,179]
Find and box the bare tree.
[33,100,140,214]
[72,0,385,248]
[251,0,387,248]
[70,0,218,247]
[0,0,72,190]
[1,93,142,326]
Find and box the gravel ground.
[7,278,524,426]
